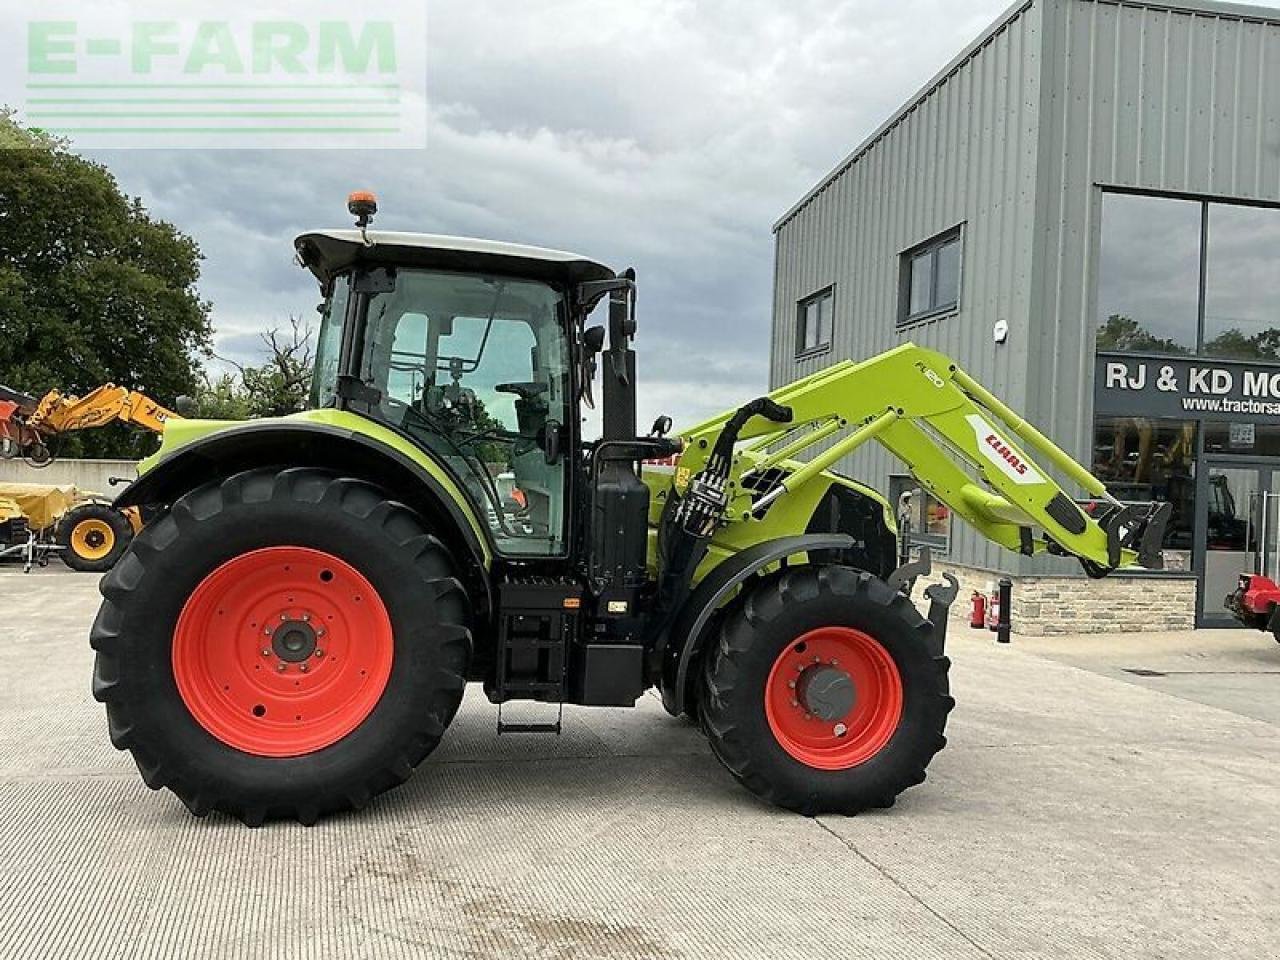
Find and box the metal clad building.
[771,0,1280,631]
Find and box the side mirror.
[649,415,673,438]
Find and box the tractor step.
[496,700,563,736]
[489,577,582,705]
[496,721,563,735]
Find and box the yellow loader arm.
[28,385,178,436]
[674,343,1170,578]
[0,383,180,465]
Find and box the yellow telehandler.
[0,383,178,570]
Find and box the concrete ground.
[1,565,1277,959]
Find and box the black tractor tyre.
[58,502,134,572]
[90,467,473,826]
[700,564,953,816]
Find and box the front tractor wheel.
[701,565,953,815]
[90,468,472,825]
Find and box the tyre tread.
[700,565,952,815]
[91,467,471,826]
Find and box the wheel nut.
[791,699,799,708]
[263,627,272,636]
[261,648,270,657]
[834,722,848,737]
[276,663,287,673]
[301,614,310,622]
[299,663,309,673]
[788,680,796,689]
[317,629,326,638]
[314,649,324,659]
[280,613,288,621]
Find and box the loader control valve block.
[676,473,728,538]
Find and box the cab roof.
[295,230,617,287]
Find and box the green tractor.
[91,194,1169,825]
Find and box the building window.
[888,476,951,556]
[1203,203,1280,360]
[1096,194,1201,355]
[1203,420,1280,457]
[1096,191,1280,360]
[899,227,962,325]
[796,287,833,356]
[1091,416,1196,570]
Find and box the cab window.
[360,269,571,556]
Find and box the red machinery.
[1226,574,1280,641]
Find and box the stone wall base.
[928,561,1197,636]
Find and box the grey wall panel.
[771,0,1280,576]
[1029,0,1280,490]
[770,1,1045,573]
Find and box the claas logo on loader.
[984,433,1029,476]
[964,414,1044,486]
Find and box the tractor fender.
[114,420,493,616]
[659,533,854,717]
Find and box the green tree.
[1202,326,1280,362]
[193,318,313,419]
[0,110,212,458]
[190,371,253,420]
[1095,314,1191,355]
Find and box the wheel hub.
[764,626,904,770]
[270,618,318,662]
[796,664,855,721]
[71,518,116,561]
[171,546,393,758]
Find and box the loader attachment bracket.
[1084,501,1171,576]
[886,545,932,595]
[886,547,958,652]
[923,573,959,653]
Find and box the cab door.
[357,269,575,557]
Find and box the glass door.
[1198,462,1280,625]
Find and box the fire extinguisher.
[969,591,986,629]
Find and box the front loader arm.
[678,343,1168,576]
[29,385,178,437]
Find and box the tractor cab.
[292,196,681,716]
[295,206,649,565]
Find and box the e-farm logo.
[4,1,427,149]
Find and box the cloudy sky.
[33,1,1121,426]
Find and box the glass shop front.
[1093,190,1280,625]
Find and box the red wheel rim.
[764,626,903,770]
[172,547,394,758]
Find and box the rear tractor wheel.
[59,502,133,572]
[700,565,953,815]
[90,468,473,825]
